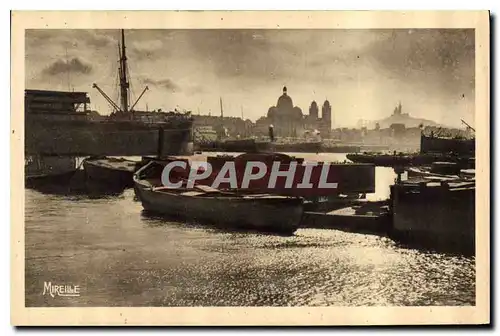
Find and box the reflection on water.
[24,153,475,307]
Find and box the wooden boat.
[347,152,474,168]
[221,138,271,153]
[302,203,391,235]
[407,167,459,180]
[389,178,475,254]
[407,162,474,180]
[271,141,322,153]
[133,160,304,235]
[346,152,415,166]
[203,152,375,197]
[25,155,79,188]
[83,156,139,188]
[322,145,361,153]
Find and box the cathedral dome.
[267,106,278,119]
[277,86,293,111]
[291,106,303,119]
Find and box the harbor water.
[25,153,475,307]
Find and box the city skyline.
[25,29,474,128]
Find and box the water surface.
[25,153,475,306]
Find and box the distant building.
[193,115,253,139]
[367,101,438,129]
[193,125,218,143]
[255,86,333,138]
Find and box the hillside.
[366,102,440,129]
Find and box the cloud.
[85,32,115,48]
[142,77,180,92]
[185,85,205,94]
[25,29,475,127]
[362,29,475,95]
[42,57,93,76]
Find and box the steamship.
[26,30,194,181]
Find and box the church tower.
[309,101,318,119]
[320,100,332,137]
[322,100,332,128]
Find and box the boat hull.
[389,181,475,254]
[347,153,475,168]
[83,158,137,189]
[221,139,271,153]
[271,141,322,153]
[406,167,458,179]
[26,118,194,156]
[134,181,303,235]
[25,170,78,189]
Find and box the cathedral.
[255,86,332,138]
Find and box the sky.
[25,29,475,128]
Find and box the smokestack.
[268,124,275,142]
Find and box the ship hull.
[271,142,322,153]
[389,180,475,254]
[25,118,193,156]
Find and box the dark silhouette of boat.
[83,157,139,189]
[25,155,79,188]
[271,141,322,153]
[389,178,475,254]
[347,124,475,168]
[346,152,475,168]
[321,145,361,153]
[133,160,304,235]
[346,152,421,166]
[201,152,376,199]
[219,138,271,153]
[420,130,475,157]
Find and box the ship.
[270,140,322,153]
[268,129,323,153]
[420,120,475,157]
[389,177,475,254]
[346,120,476,168]
[25,29,194,158]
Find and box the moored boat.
[133,160,304,235]
[406,167,459,180]
[271,141,322,153]
[25,155,78,187]
[202,152,375,198]
[346,152,474,168]
[406,161,475,180]
[389,178,475,254]
[83,157,139,189]
[220,138,271,153]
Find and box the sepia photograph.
[11,10,490,325]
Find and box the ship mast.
[119,29,129,113]
[219,97,224,118]
[92,29,149,115]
